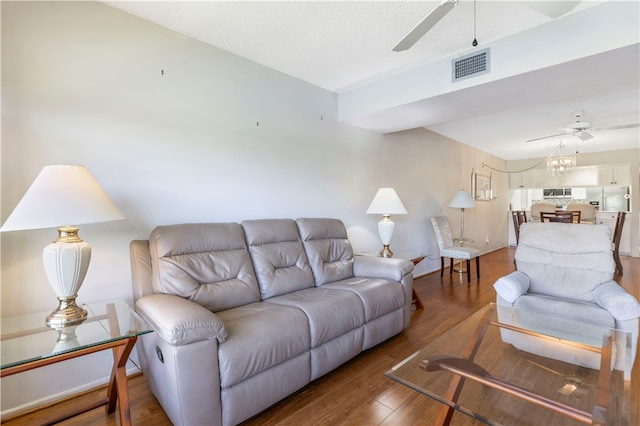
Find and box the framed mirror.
[475,173,491,201]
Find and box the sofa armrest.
[353,256,414,281]
[592,281,640,321]
[135,294,227,346]
[493,271,531,304]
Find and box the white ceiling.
[104,0,640,161]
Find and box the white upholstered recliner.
[430,216,480,283]
[494,222,640,376]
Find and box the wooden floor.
[3,248,638,425]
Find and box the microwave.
[543,188,571,197]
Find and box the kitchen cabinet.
[532,166,598,188]
[510,164,629,189]
[561,166,598,187]
[598,165,630,186]
[571,187,587,199]
[510,170,537,189]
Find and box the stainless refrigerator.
[602,186,630,212]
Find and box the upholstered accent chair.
[566,202,597,224]
[529,202,556,222]
[430,216,480,284]
[494,222,640,377]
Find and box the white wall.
[0,1,509,414]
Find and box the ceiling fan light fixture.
[565,121,591,131]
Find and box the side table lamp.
[449,189,476,246]
[0,165,125,328]
[366,187,407,258]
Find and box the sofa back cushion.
[296,218,354,286]
[516,222,614,302]
[242,219,315,299]
[149,223,260,312]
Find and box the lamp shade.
[366,188,408,215]
[0,165,125,232]
[449,189,476,209]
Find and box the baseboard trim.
[0,369,142,422]
[413,245,507,279]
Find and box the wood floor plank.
[2,248,637,426]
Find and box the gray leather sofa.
[129,218,414,425]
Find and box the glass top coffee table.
[385,303,635,426]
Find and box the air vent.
[452,48,490,82]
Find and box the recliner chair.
[493,222,640,376]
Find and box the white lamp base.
[378,214,395,258]
[43,226,91,328]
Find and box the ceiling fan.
[525,112,640,143]
[392,0,583,52]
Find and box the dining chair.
[430,216,480,284]
[541,211,573,223]
[612,211,626,275]
[566,203,596,224]
[565,210,582,223]
[511,210,527,244]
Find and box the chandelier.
[547,143,576,176]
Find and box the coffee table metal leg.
[426,307,495,425]
[592,333,614,425]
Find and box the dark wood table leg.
[103,302,137,426]
[412,289,424,310]
[105,337,137,426]
[410,256,425,310]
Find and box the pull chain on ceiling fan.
[392,0,583,52]
[472,0,478,47]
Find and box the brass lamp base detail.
[380,245,394,258]
[46,296,88,329]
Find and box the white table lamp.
[0,165,125,328]
[366,188,407,258]
[449,189,476,245]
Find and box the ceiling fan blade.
[592,123,640,131]
[525,132,567,143]
[392,0,459,52]
[576,131,594,141]
[520,1,581,18]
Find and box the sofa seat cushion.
[514,295,616,346]
[217,302,310,388]
[322,277,404,322]
[266,287,364,347]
